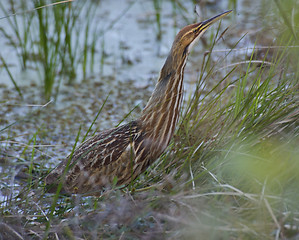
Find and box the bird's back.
[46,121,145,194]
[45,120,168,194]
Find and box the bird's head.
[161,10,232,75]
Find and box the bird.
[45,10,232,195]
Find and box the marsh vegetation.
[0,0,298,239]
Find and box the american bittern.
[45,10,231,194]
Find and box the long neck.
[139,52,188,149]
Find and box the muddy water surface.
[0,0,273,199]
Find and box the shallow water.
[0,0,274,191]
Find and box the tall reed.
[1,1,100,100]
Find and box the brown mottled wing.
[45,121,140,194]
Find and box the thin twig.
[214,60,273,74]
[263,198,281,239]
[0,223,24,240]
[0,0,73,20]
[205,45,299,54]
[189,162,195,190]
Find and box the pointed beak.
[199,10,232,31]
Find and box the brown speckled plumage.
[45,11,231,194]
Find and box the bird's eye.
[193,29,198,34]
